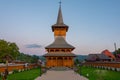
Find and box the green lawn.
[0,68,41,80]
[79,66,120,80]
[1,66,119,80]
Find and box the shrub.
[13,69,19,74]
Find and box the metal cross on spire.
[59,0,62,7]
[56,0,64,25]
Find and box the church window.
[64,57,67,60]
[69,57,72,60]
[53,57,56,60]
[61,49,65,52]
[49,57,51,60]
[55,49,60,52]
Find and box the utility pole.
[114,43,117,52]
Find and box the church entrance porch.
[46,57,74,68]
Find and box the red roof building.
[102,49,116,60]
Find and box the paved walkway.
[35,70,88,80]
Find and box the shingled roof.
[45,36,75,49]
[97,54,110,59]
[86,53,111,61]
[43,52,76,57]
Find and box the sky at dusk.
[0,0,120,56]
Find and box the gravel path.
[35,70,88,80]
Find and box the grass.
[78,66,120,80]
[1,66,119,80]
[0,68,41,80]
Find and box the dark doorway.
[57,57,63,66]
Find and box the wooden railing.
[84,62,120,71]
[0,64,39,73]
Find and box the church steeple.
[56,3,64,25]
[52,2,69,37]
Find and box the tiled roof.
[102,49,116,59]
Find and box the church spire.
[56,1,64,25]
[52,1,68,32]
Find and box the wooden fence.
[0,64,39,74]
[84,62,120,71]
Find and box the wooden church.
[44,4,76,68]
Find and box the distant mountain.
[75,55,87,61]
[39,56,46,61]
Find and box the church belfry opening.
[44,3,76,68]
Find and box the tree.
[31,55,39,63]
[0,39,20,62]
[116,48,120,54]
[75,59,79,66]
[17,53,40,63]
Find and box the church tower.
[52,5,68,38]
[44,3,76,68]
